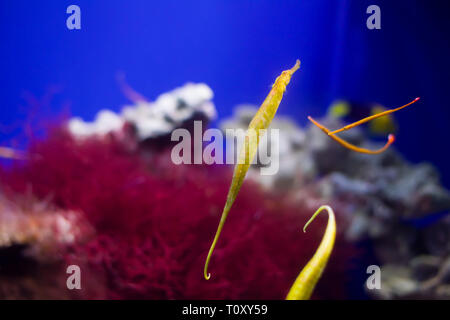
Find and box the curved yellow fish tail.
[286,205,336,300]
[204,60,301,280]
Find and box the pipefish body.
[204,60,301,280]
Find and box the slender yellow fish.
[286,205,336,300]
[204,60,301,280]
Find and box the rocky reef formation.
[0,193,90,260]
[68,82,216,142]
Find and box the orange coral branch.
[327,97,420,136]
[308,116,395,155]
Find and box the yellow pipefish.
[204,60,301,280]
[286,205,336,300]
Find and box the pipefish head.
[272,60,301,88]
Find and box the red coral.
[0,125,356,299]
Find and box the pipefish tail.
[204,60,301,280]
[286,205,336,300]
